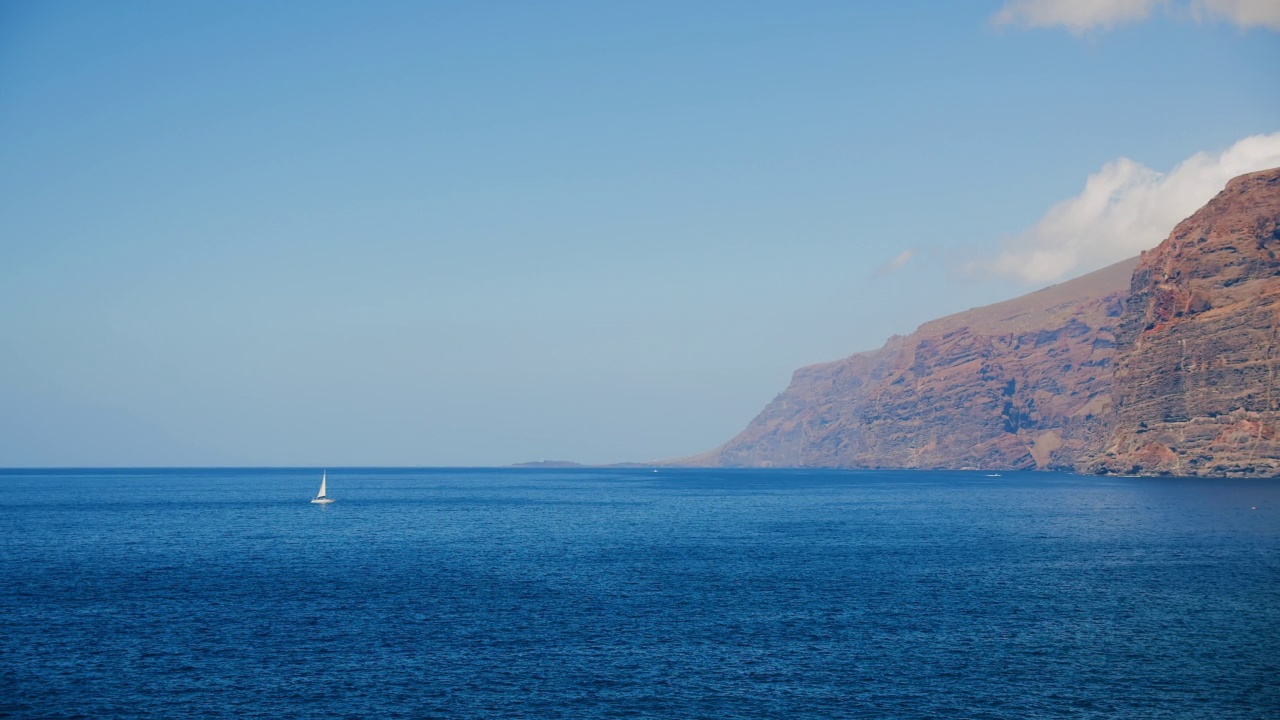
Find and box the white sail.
[311,470,334,503]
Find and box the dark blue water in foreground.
[2,468,1278,719]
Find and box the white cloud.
[992,0,1280,31]
[874,250,915,278]
[992,0,1167,33]
[1192,0,1280,29]
[985,132,1280,284]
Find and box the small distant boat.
[311,470,335,504]
[985,473,1002,477]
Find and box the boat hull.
[310,497,335,504]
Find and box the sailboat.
[311,470,335,504]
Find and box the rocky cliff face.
[687,167,1280,477]
[686,257,1138,470]
[1085,168,1280,477]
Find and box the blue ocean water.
[1,468,1277,719]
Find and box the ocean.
[1,467,1277,719]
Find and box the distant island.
[512,460,662,469]
[672,167,1280,478]
[511,460,585,468]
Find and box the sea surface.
[1,468,1277,719]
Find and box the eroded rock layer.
[1085,168,1280,477]
[688,258,1138,470]
[687,167,1280,477]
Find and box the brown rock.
[681,167,1280,478]
[1084,167,1280,477]
[680,257,1138,470]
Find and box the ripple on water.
[0,468,1277,719]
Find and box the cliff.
[686,167,1280,477]
[685,257,1138,470]
[1085,168,1280,477]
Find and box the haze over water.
[3,468,1276,718]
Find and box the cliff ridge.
[686,167,1280,477]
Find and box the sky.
[1,0,1278,467]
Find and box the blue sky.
[1,1,1277,466]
